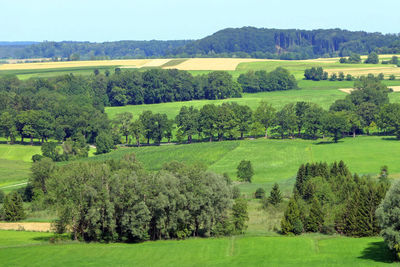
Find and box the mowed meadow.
[0,230,396,266]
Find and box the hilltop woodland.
[3,27,400,60]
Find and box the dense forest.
[2,27,400,60]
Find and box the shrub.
[0,190,4,203]
[236,160,254,183]
[254,188,266,199]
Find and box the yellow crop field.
[0,59,151,70]
[163,58,269,70]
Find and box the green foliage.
[322,112,349,142]
[305,198,324,232]
[304,67,328,81]
[95,132,115,154]
[1,191,25,221]
[377,181,400,259]
[238,67,297,93]
[340,54,362,64]
[30,157,55,194]
[231,198,249,234]
[254,101,276,138]
[237,160,254,183]
[268,183,282,206]
[281,197,303,235]
[365,52,379,64]
[47,156,234,242]
[377,103,400,139]
[292,161,388,237]
[254,188,265,199]
[0,189,4,203]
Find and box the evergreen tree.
[281,197,303,235]
[305,198,324,232]
[2,192,25,221]
[295,164,306,195]
[268,183,282,206]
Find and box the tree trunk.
[265,127,268,139]
[353,128,356,138]
[30,135,33,146]
[188,135,192,144]
[209,135,213,142]
[136,137,140,147]
[241,132,244,140]
[125,135,128,144]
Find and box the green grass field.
[0,66,116,80]
[0,144,41,192]
[0,230,395,266]
[105,79,400,120]
[81,136,400,194]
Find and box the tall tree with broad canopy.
[253,101,276,138]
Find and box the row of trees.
[281,161,389,236]
[28,154,248,242]
[0,74,111,146]
[304,67,392,81]
[237,68,297,93]
[111,77,397,145]
[340,53,399,66]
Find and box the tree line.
[281,161,389,236]
[304,67,393,81]
[237,67,297,93]
[110,75,399,146]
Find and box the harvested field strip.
[0,223,52,232]
[0,59,151,70]
[167,58,268,70]
[140,59,172,68]
[340,86,400,94]
[161,59,188,68]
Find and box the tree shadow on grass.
[358,241,397,263]
[313,140,343,145]
[380,137,399,141]
[32,236,52,242]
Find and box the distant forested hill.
[2,27,400,60]
[0,40,192,59]
[173,27,400,59]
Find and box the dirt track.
[0,222,52,232]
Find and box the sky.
[2,0,400,42]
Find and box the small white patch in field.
[339,86,400,94]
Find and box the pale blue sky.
[2,0,400,42]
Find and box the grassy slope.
[0,144,40,192]
[0,230,395,266]
[83,136,400,194]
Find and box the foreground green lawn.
[84,136,400,194]
[0,230,395,266]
